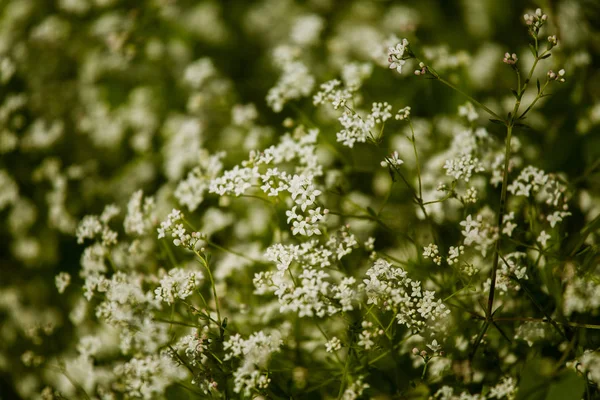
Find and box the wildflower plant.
[1,1,600,400]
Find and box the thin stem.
[388,160,435,240]
[153,318,198,329]
[422,182,457,205]
[376,181,394,215]
[239,193,273,205]
[364,303,392,340]
[487,124,513,317]
[517,48,550,119]
[327,210,417,246]
[315,322,344,365]
[470,122,513,357]
[337,348,352,399]
[519,80,549,119]
[206,239,262,264]
[194,250,223,339]
[489,316,600,330]
[378,251,410,266]
[435,76,503,121]
[160,240,178,267]
[469,321,490,360]
[368,349,392,365]
[421,361,429,380]
[443,284,473,302]
[388,160,420,201]
[408,120,423,201]
[513,276,568,339]
[45,364,92,400]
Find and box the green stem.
[194,250,223,339]
[315,322,344,365]
[435,76,503,121]
[206,239,262,264]
[421,361,429,380]
[519,80,549,119]
[469,321,490,360]
[153,318,198,328]
[337,348,352,399]
[408,120,423,201]
[422,182,457,205]
[487,124,513,318]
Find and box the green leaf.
[542,260,563,307]
[537,78,541,93]
[516,358,554,400]
[514,123,531,130]
[545,370,585,400]
[489,119,504,125]
[540,53,552,59]
[565,214,600,257]
[511,89,519,99]
[366,206,377,217]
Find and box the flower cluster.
[154,268,204,305]
[387,39,410,74]
[2,3,598,400]
[524,8,548,33]
[502,52,518,65]
[361,259,450,331]
[547,69,566,82]
[266,46,315,112]
[224,331,282,396]
[459,211,499,257]
[444,154,485,182]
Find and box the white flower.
[371,102,392,123]
[290,14,324,47]
[381,150,404,168]
[124,190,156,235]
[266,46,315,112]
[313,79,352,109]
[458,102,478,122]
[325,337,342,352]
[224,331,282,396]
[175,152,224,211]
[426,339,441,353]
[183,58,216,89]
[443,154,485,182]
[361,259,450,330]
[524,8,548,29]
[341,62,373,90]
[116,353,187,399]
[154,268,204,304]
[447,246,464,266]
[547,211,570,228]
[537,230,551,247]
[387,39,410,74]
[423,243,442,266]
[55,272,71,294]
[488,376,517,399]
[502,212,517,237]
[395,106,411,121]
[288,174,321,212]
[464,187,478,203]
[548,68,566,82]
[502,52,518,65]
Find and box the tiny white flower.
[537,230,551,247]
